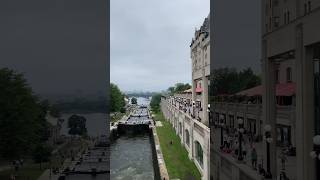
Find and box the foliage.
[167,83,191,95]
[211,67,260,96]
[110,83,126,113]
[0,68,50,159]
[131,97,137,104]
[32,144,52,164]
[68,114,87,136]
[150,93,162,112]
[155,112,201,180]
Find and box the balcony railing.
[212,102,295,120]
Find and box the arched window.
[179,122,182,135]
[286,67,292,82]
[195,141,203,167]
[185,129,190,146]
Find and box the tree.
[150,93,162,112]
[167,83,191,95]
[0,68,49,158]
[211,67,261,96]
[110,83,125,112]
[167,86,175,95]
[32,144,52,169]
[131,97,137,104]
[68,115,87,136]
[174,83,191,93]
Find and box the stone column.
[262,39,277,179]
[295,23,316,180]
[202,71,209,126]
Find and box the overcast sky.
[0,0,106,97]
[110,0,210,92]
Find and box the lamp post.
[310,135,320,180]
[264,124,273,179]
[207,104,212,126]
[192,101,195,118]
[238,118,244,161]
[219,114,225,148]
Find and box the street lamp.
[310,135,320,180]
[219,114,225,149]
[192,101,195,118]
[238,118,244,161]
[207,104,212,126]
[264,124,273,179]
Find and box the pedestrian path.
[212,129,297,180]
[37,169,60,180]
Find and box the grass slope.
[155,111,201,180]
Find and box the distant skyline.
[110,0,210,92]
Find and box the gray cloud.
[0,0,106,96]
[110,0,210,92]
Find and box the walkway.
[211,128,297,180]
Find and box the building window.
[286,67,292,82]
[275,69,280,83]
[304,3,307,15]
[308,1,311,12]
[276,124,291,146]
[185,129,190,146]
[195,141,203,167]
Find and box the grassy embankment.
[154,111,201,180]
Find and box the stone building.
[262,0,320,179]
[160,15,211,180]
[190,15,210,126]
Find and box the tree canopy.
[68,114,87,136]
[167,83,191,95]
[0,68,50,158]
[211,67,261,96]
[150,93,162,112]
[110,83,126,113]
[131,97,137,104]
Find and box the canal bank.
[154,111,202,180]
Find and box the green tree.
[0,68,49,159]
[167,83,191,95]
[110,83,125,112]
[150,93,162,112]
[32,144,52,169]
[131,97,137,104]
[68,114,87,136]
[167,86,175,95]
[211,67,261,96]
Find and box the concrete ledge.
[211,147,263,180]
[152,126,170,180]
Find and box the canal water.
[110,135,154,180]
[110,97,155,180]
